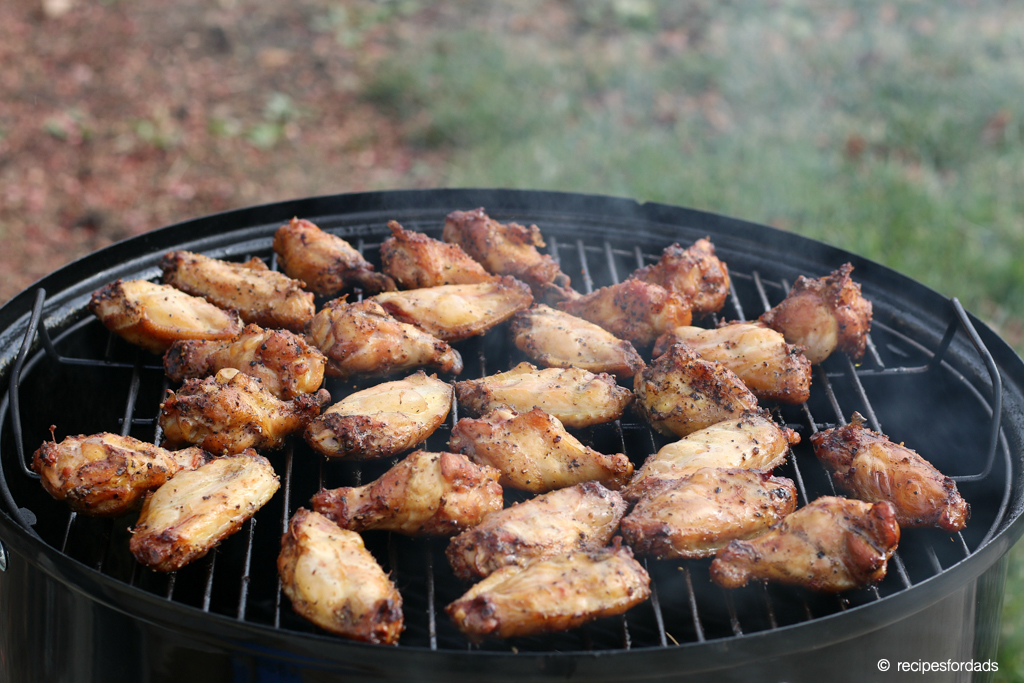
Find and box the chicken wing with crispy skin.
[509,305,645,378]
[278,508,404,644]
[653,322,811,404]
[32,432,211,517]
[621,468,797,559]
[811,413,969,532]
[380,220,494,288]
[305,371,452,459]
[130,450,280,572]
[159,368,329,455]
[371,276,533,342]
[557,279,692,348]
[446,481,628,581]
[306,297,463,380]
[631,238,730,315]
[311,450,503,536]
[89,279,243,354]
[446,539,651,642]
[449,407,633,493]
[455,362,633,429]
[634,342,760,438]
[163,323,326,399]
[759,263,872,364]
[710,496,900,593]
[273,217,396,296]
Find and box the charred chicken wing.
[380,220,494,288]
[557,279,692,348]
[631,238,730,315]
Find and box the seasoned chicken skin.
[273,217,396,296]
[163,324,326,399]
[446,481,628,581]
[305,371,452,459]
[130,450,280,572]
[621,468,797,559]
[653,322,811,404]
[710,496,900,593]
[811,413,969,532]
[509,305,645,378]
[631,238,730,315]
[455,362,633,429]
[306,297,463,380]
[380,220,494,288]
[160,250,315,333]
[159,368,329,455]
[557,279,692,348]
[89,279,243,354]
[759,263,873,364]
[634,342,760,438]
[372,276,533,342]
[279,508,404,644]
[32,432,210,517]
[450,407,633,493]
[312,451,503,536]
[446,540,651,642]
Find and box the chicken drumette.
[557,279,692,348]
[631,238,731,315]
[380,220,494,288]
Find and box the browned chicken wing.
[759,263,873,364]
[446,539,651,642]
[273,217,396,296]
[89,279,243,354]
[158,368,329,455]
[449,407,633,493]
[306,297,463,380]
[304,371,452,459]
[621,468,797,559]
[278,508,404,644]
[311,450,503,536]
[509,305,645,378]
[709,496,900,592]
[163,323,326,399]
[32,432,211,517]
[446,481,628,581]
[557,279,693,348]
[380,220,494,288]
[810,413,969,532]
[130,450,280,572]
[454,362,633,429]
[631,238,730,315]
[653,322,811,404]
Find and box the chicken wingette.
[631,238,730,315]
[380,220,494,288]
[557,279,692,348]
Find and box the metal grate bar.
[274,445,295,629]
[577,239,595,294]
[604,241,620,285]
[202,551,217,611]
[237,518,257,620]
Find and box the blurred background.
[2,0,1023,675]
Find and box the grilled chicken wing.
[380,220,494,288]
[163,323,326,399]
[306,297,463,380]
[158,368,329,455]
[446,481,628,581]
[89,279,243,354]
[509,305,645,378]
[634,342,760,438]
[557,279,692,348]
[273,217,396,296]
[759,263,872,364]
[449,407,633,493]
[130,450,280,572]
[305,371,452,459]
[653,322,811,404]
[160,250,315,333]
[32,432,211,517]
[710,496,900,592]
[311,450,503,536]
[278,508,404,644]
[621,468,797,559]
[455,362,633,429]
[631,238,730,315]
[371,276,533,343]
[810,413,969,532]
[446,540,651,642]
